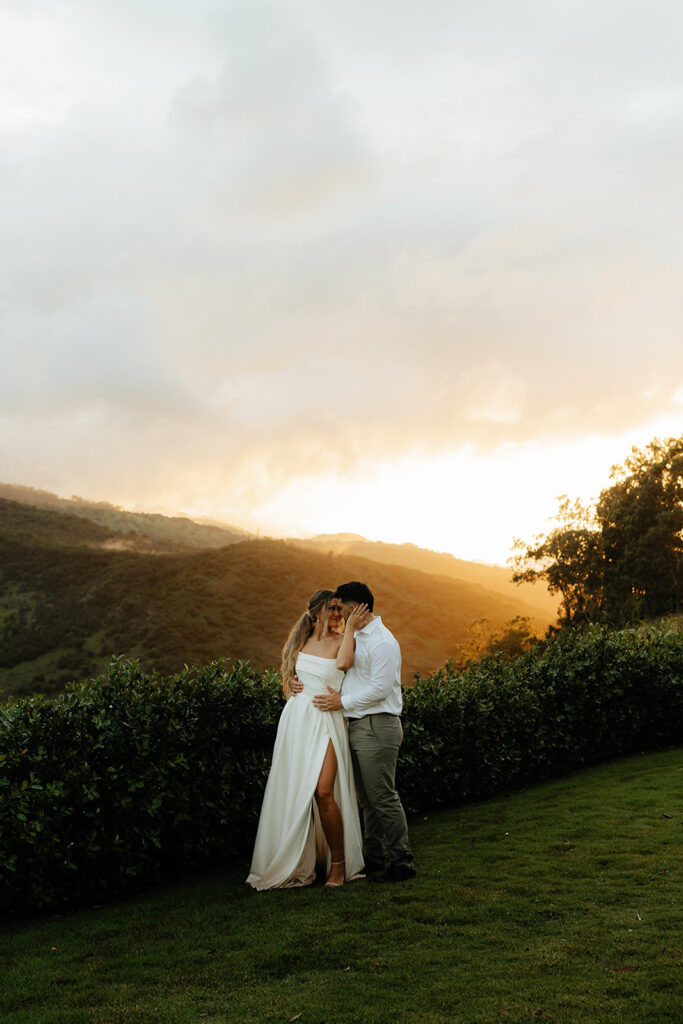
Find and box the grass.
[1,748,681,1024]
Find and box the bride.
[247,590,367,889]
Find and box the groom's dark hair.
[336,581,374,612]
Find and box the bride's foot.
[325,859,345,888]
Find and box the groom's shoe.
[374,863,416,883]
[363,860,385,876]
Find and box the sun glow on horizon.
[176,414,683,566]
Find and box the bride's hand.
[345,603,369,631]
[290,674,303,695]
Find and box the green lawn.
[1,748,681,1024]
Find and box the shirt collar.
[356,615,382,636]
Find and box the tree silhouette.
[511,436,683,625]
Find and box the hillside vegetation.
[0,498,549,699]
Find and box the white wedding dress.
[246,653,365,890]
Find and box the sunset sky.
[2,1,682,564]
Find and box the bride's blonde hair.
[281,589,337,697]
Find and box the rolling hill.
[0,483,554,617]
[0,497,555,699]
[0,483,249,550]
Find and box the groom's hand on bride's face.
[346,603,369,630]
[312,686,342,712]
[291,675,304,695]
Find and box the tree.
[597,436,683,620]
[511,497,605,626]
[454,615,539,669]
[511,436,683,626]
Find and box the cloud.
[0,286,189,414]
[1,0,682,552]
[171,7,373,218]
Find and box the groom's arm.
[340,641,398,714]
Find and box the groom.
[312,581,416,883]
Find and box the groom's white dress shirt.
[340,616,402,719]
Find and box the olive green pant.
[347,713,414,869]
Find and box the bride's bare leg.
[315,740,345,885]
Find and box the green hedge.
[1,625,681,913]
[399,624,682,813]
[0,659,284,913]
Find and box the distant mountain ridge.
[296,535,558,620]
[0,492,557,700]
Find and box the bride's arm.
[335,629,355,671]
[335,603,368,670]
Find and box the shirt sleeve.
[341,640,398,713]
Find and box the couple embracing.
[247,582,416,889]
